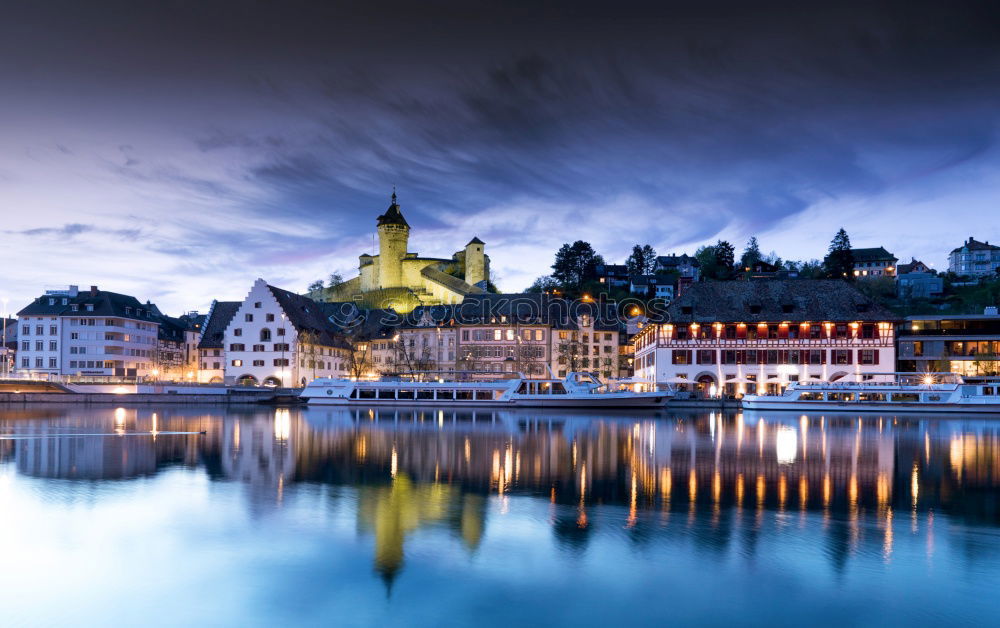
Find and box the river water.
[0,404,998,626]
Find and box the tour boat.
[741,373,1000,413]
[299,371,672,408]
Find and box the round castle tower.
[376,192,410,289]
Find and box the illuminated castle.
[314,192,489,312]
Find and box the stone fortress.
[313,192,490,313]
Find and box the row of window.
[228,343,292,352]
[668,348,880,366]
[231,359,291,368]
[232,327,285,339]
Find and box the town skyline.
[3,0,1000,313]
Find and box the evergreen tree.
[714,240,736,279]
[625,244,657,276]
[824,228,854,279]
[641,244,657,273]
[739,236,762,270]
[551,241,605,291]
[307,280,325,293]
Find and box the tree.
[739,237,762,270]
[556,337,583,373]
[307,280,325,293]
[695,245,718,279]
[824,228,854,280]
[526,275,560,293]
[626,243,657,276]
[714,240,735,278]
[551,241,605,292]
[328,272,345,288]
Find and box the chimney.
[89,285,98,296]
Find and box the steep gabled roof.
[197,301,240,349]
[664,279,897,323]
[267,285,352,349]
[850,247,897,262]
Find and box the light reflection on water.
[0,404,999,626]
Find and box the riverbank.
[0,391,285,405]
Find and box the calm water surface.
[1,404,998,626]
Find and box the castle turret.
[377,192,409,289]
[464,236,487,287]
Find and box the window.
[273,359,289,367]
[48,358,56,368]
[230,343,245,351]
[535,330,544,341]
[861,324,875,339]
[253,344,265,352]
[86,304,94,312]
[35,341,43,351]
[49,341,57,351]
[232,359,243,367]
[35,357,43,368]
[21,358,28,368]
[860,349,879,365]
[832,350,852,364]
[35,325,43,335]
[671,350,692,365]
[260,328,271,341]
[245,313,253,322]
[462,330,469,341]
[277,328,285,336]
[252,360,265,367]
[49,325,57,335]
[493,329,502,340]
[254,302,262,309]
[234,328,242,336]
[696,350,715,364]
[21,341,28,351]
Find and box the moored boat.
[299,371,672,408]
[741,372,1000,413]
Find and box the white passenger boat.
[741,373,1000,413]
[300,371,672,408]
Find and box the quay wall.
[0,392,282,405]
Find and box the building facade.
[897,312,1000,376]
[196,301,240,383]
[850,247,897,279]
[222,279,351,386]
[948,237,1000,277]
[633,280,897,394]
[16,285,160,378]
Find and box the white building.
[222,279,351,386]
[633,280,897,395]
[15,286,161,378]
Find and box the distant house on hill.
[850,247,897,279]
[948,237,1000,277]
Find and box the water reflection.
[1,404,999,619]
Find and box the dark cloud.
[10,223,141,239]
[2,0,999,309]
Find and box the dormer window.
[125,307,132,315]
[681,306,693,315]
[749,305,762,314]
[85,304,94,312]
[781,304,794,313]
[48,298,55,306]
[71,304,79,312]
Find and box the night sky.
[2,0,999,313]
